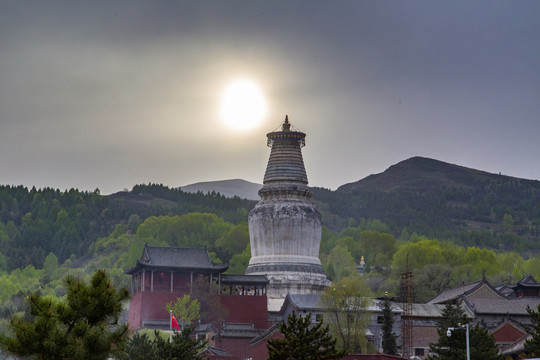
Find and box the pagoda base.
[245,263,330,305]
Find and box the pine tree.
[380,297,397,355]
[525,304,540,356]
[0,270,130,360]
[267,311,345,360]
[116,332,155,360]
[428,300,501,360]
[116,329,204,360]
[152,329,204,360]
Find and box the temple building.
[125,244,269,359]
[246,116,330,311]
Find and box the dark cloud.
[0,1,539,193]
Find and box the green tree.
[267,311,344,360]
[325,245,356,281]
[166,294,200,329]
[127,214,142,234]
[503,213,515,230]
[525,304,540,356]
[43,252,59,280]
[227,243,251,274]
[0,270,130,360]
[380,297,397,355]
[320,275,373,353]
[153,329,204,360]
[392,238,445,274]
[116,332,154,360]
[463,247,501,279]
[215,223,249,263]
[428,300,501,360]
[117,329,204,360]
[414,264,453,301]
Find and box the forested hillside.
[0,184,255,272]
[2,157,540,319]
[312,157,540,252]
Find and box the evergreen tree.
[267,311,345,360]
[0,270,130,360]
[428,300,501,360]
[153,329,204,360]
[117,329,204,360]
[525,304,540,356]
[116,332,154,360]
[380,297,397,355]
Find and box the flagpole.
[170,309,172,343]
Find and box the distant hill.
[2,157,539,274]
[311,156,540,251]
[338,156,507,193]
[180,179,262,201]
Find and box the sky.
[1,1,539,195]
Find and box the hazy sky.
[1,1,539,194]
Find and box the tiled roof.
[220,322,264,338]
[249,323,281,346]
[501,334,531,355]
[282,294,401,314]
[496,283,514,297]
[144,246,213,267]
[427,280,482,304]
[286,293,323,311]
[465,297,540,316]
[200,346,231,357]
[395,302,475,318]
[369,299,402,313]
[125,245,228,274]
[428,278,507,304]
[510,274,540,289]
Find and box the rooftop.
[125,244,228,274]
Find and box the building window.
[316,314,323,322]
[377,315,384,324]
[415,348,425,356]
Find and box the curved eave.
[124,261,229,275]
[508,283,540,289]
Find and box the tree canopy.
[166,294,200,330]
[0,269,130,360]
[319,275,373,353]
[267,311,344,360]
[116,329,204,360]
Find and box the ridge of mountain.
[337,156,537,193]
[180,179,262,201]
[308,156,540,246]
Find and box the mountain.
[311,157,540,250]
[180,179,262,201]
[337,156,509,193]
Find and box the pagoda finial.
[282,115,291,131]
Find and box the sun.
[220,79,267,130]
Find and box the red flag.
[171,313,180,330]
